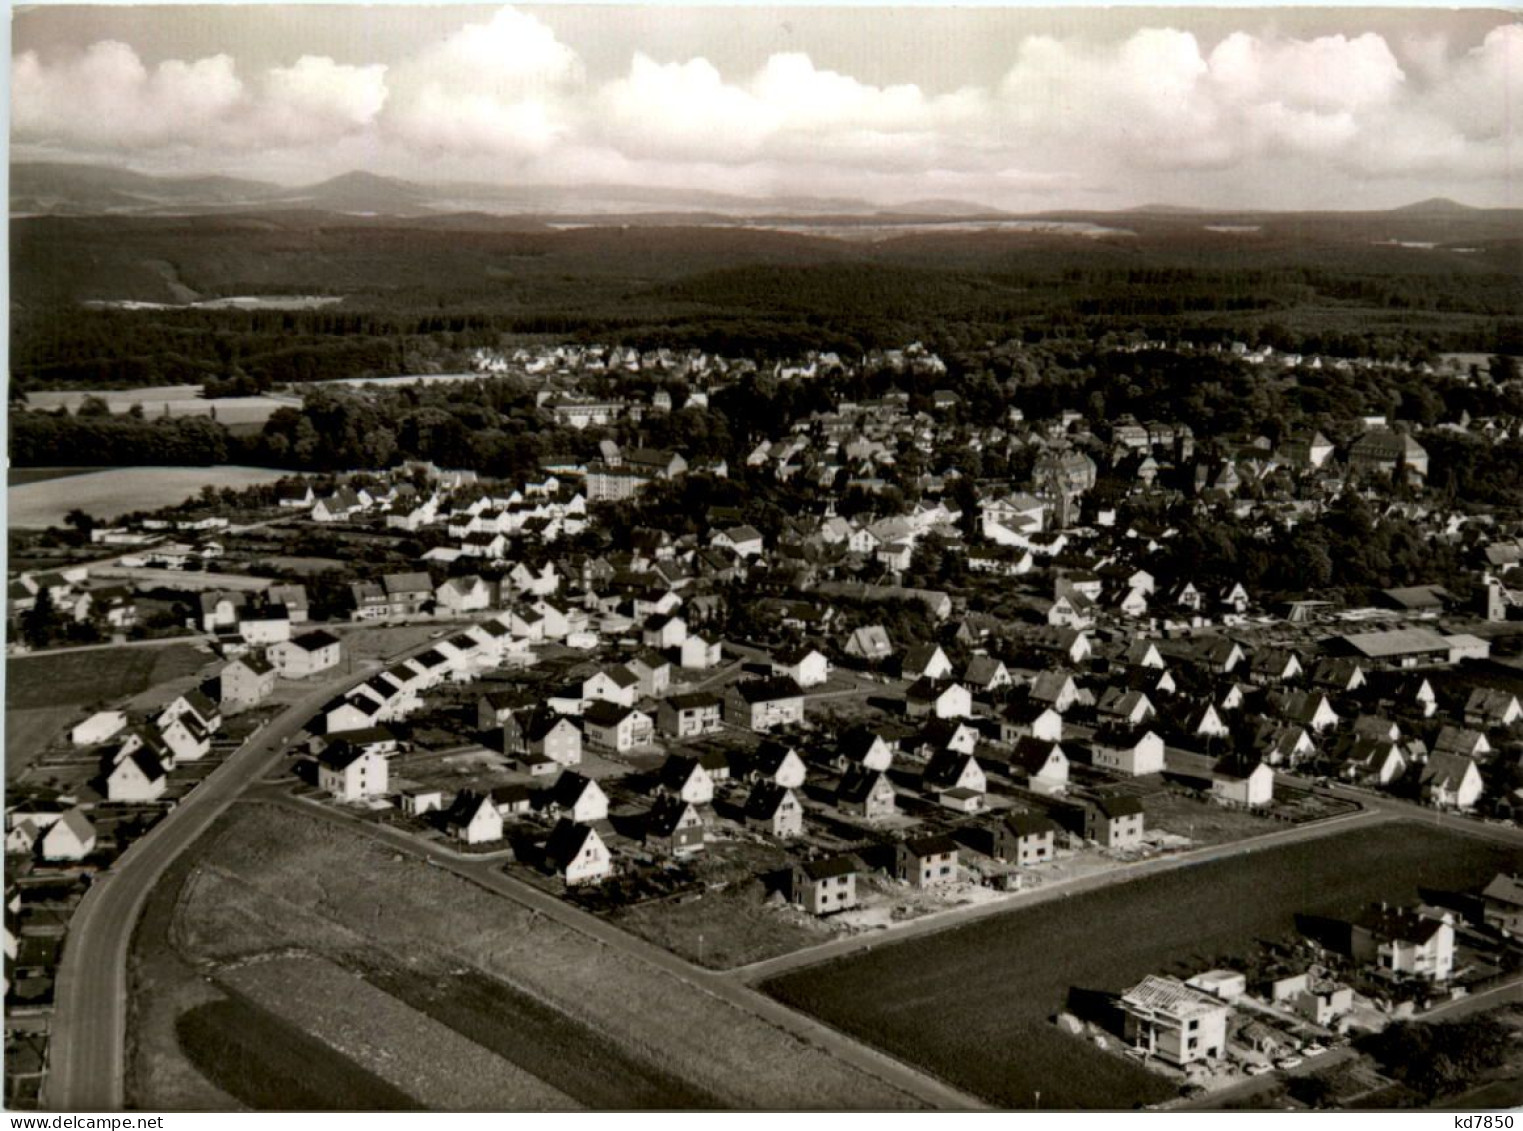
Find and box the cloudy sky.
[10,5,1521,210]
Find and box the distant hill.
[1390,197,1478,215]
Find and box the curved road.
[43,661,393,1112]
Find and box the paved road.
[1277,772,1523,848]
[264,794,989,1112]
[733,806,1391,985]
[43,647,420,1112]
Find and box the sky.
[10,5,1522,211]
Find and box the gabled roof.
[744,781,796,819]
[1009,736,1063,773]
[1482,873,1523,909]
[902,834,959,858]
[729,676,804,703]
[837,766,893,803]
[1004,811,1057,839]
[544,818,597,867]
[644,795,699,838]
[583,699,638,728]
[661,751,707,783]
[551,771,600,807]
[796,854,859,881]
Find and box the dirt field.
[610,881,834,969]
[764,823,1523,1111]
[8,465,289,527]
[132,802,925,1111]
[1144,791,1281,846]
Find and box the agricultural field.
[6,643,209,712]
[8,465,290,527]
[23,386,291,426]
[764,823,1523,1111]
[128,802,925,1111]
[6,467,97,487]
[6,642,212,781]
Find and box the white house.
[40,810,97,862]
[317,745,389,801]
[269,630,344,679]
[106,750,168,802]
[545,820,612,886]
[447,791,504,844]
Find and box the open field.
[7,467,98,487]
[174,995,421,1111]
[609,880,833,970]
[131,802,922,1110]
[219,956,577,1110]
[1144,791,1282,846]
[24,386,291,426]
[7,643,208,713]
[5,705,84,778]
[8,465,290,527]
[764,823,1523,1111]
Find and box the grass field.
[8,465,289,526]
[24,386,289,427]
[4,705,82,778]
[6,643,207,711]
[136,803,923,1111]
[763,823,1523,1111]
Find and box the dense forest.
[9,211,1522,393]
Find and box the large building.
[1349,429,1429,478]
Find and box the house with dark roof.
[1007,737,1069,795]
[659,755,715,806]
[836,767,897,821]
[724,677,806,732]
[316,743,389,802]
[1077,793,1145,849]
[657,691,724,738]
[789,855,860,915]
[743,783,803,838]
[642,796,705,857]
[893,836,960,888]
[991,811,1057,866]
[548,772,609,824]
[544,819,611,886]
[1419,752,1484,811]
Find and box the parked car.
[1303,1043,1327,1057]
[1276,1056,1304,1070]
[1245,1063,1272,1077]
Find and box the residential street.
[733,805,1390,984]
[42,638,438,1112]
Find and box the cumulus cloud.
[380,6,582,155]
[10,8,1522,207]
